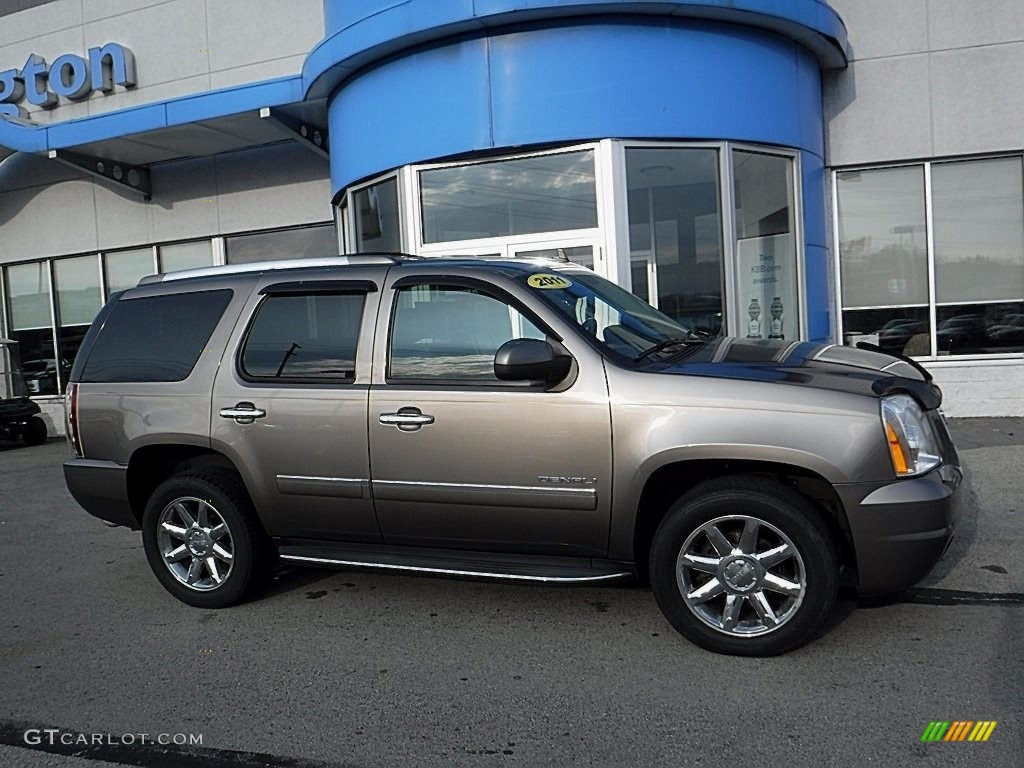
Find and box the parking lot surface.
[1,422,1022,767]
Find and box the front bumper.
[835,462,967,595]
[63,457,138,529]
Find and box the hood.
[654,338,943,410]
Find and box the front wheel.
[141,469,270,608]
[650,476,839,656]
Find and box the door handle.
[219,402,266,424]
[379,407,435,432]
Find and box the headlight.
[880,394,942,477]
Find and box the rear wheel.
[22,416,47,445]
[650,476,838,656]
[141,469,270,608]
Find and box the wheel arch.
[125,444,246,526]
[628,455,856,585]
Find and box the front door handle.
[219,402,266,424]
[379,406,435,432]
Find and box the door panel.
[211,273,382,541]
[368,276,613,556]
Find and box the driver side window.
[389,285,545,382]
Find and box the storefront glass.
[354,177,401,252]
[226,224,337,264]
[420,151,598,243]
[625,147,724,335]
[5,262,57,396]
[105,248,154,297]
[54,255,102,391]
[837,157,1024,357]
[160,241,214,273]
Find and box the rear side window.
[81,290,233,383]
[240,293,365,383]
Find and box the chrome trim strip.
[372,479,598,511]
[275,475,368,500]
[279,554,631,583]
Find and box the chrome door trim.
[276,475,369,499]
[372,479,598,511]
[279,554,630,583]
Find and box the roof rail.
[138,252,418,285]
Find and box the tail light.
[67,383,82,456]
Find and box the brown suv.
[63,255,966,655]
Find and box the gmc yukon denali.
[63,254,966,655]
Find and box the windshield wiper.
[634,335,706,363]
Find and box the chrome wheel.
[156,496,234,592]
[677,514,806,637]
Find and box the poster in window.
[736,234,797,341]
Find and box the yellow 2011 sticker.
[527,273,573,290]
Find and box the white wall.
[825,0,1024,417]
[0,0,325,123]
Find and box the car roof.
[136,252,582,288]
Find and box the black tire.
[649,476,839,656]
[22,416,47,446]
[141,469,271,608]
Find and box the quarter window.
[241,293,365,382]
[389,285,545,382]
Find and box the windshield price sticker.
[528,274,572,290]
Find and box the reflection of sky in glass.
[420,151,597,242]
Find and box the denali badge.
[537,476,597,486]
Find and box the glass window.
[420,151,598,243]
[932,158,1024,305]
[513,245,594,269]
[105,248,154,296]
[389,286,545,381]
[241,293,365,382]
[160,241,213,273]
[625,147,724,336]
[734,151,799,342]
[837,166,928,308]
[54,256,102,391]
[5,262,57,396]
[354,177,401,252]
[81,290,233,383]
[840,307,931,357]
[937,302,1024,356]
[226,224,338,264]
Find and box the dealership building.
[1,0,1022,433]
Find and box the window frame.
[235,285,373,387]
[832,152,1024,363]
[384,276,563,389]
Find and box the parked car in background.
[63,255,965,656]
[0,339,48,445]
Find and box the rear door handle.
[379,407,435,432]
[219,402,266,424]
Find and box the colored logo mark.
[921,721,997,742]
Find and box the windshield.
[521,269,707,360]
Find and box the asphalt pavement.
[0,420,1021,768]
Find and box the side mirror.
[494,338,572,384]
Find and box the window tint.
[241,293,365,382]
[389,286,545,381]
[82,290,233,383]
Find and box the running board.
[275,540,634,584]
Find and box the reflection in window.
[625,147,724,336]
[389,286,544,381]
[734,151,799,342]
[841,307,931,357]
[514,245,594,269]
[837,166,928,308]
[420,151,598,244]
[937,302,1024,356]
[54,256,102,391]
[354,177,401,252]
[5,262,57,395]
[160,241,213,273]
[226,224,338,264]
[105,248,153,296]
[932,158,1024,305]
[242,293,364,381]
